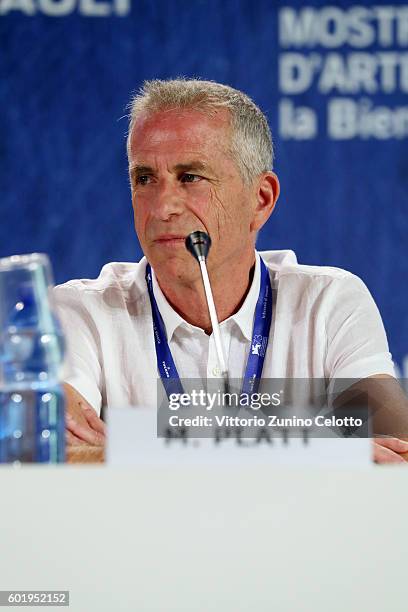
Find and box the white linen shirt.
[53,250,395,415]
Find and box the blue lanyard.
[145,256,273,398]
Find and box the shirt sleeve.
[324,274,396,384]
[52,285,103,415]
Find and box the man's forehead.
[129,108,231,154]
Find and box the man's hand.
[373,437,408,464]
[335,375,408,464]
[63,383,106,447]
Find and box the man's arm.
[53,284,106,455]
[64,383,106,447]
[335,374,408,463]
[321,273,408,463]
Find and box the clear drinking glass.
[0,253,65,463]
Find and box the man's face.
[128,108,259,283]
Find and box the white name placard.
[106,407,371,467]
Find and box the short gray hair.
[126,78,273,185]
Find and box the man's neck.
[154,251,256,335]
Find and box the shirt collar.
[151,251,261,343]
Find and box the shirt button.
[212,367,221,376]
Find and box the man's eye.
[181,173,201,183]
[135,175,152,185]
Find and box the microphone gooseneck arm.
[185,231,229,389]
[197,256,228,378]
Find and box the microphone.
[185,231,229,391]
[185,230,211,261]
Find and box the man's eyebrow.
[129,165,154,176]
[173,161,209,173]
[130,161,213,176]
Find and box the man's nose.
[153,179,185,221]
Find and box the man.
[55,78,408,463]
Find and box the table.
[66,445,104,463]
[1,464,408,611]
[66,444,408,464]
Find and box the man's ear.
[250,172,280,233]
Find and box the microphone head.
[185,231,211,261]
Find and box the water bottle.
[0,254,65,463]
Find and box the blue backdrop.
[1,0,407,370]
